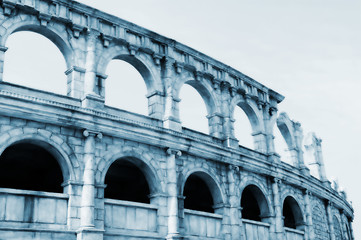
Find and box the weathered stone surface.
[0,0,353,239]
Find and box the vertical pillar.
[252,131,268,153]
[0,46,8,81]
[326,201,336,240]
[227,165,241,239]
[65,66,86,98]
[272,177,284,239]
[314,138,328,183]
[347,217,355,240]
[82,30,104,109]
[304,190,315,240]
[78,130,103,240]
[207,113,224,138]
[147,90,165,120]
[166,148,182,239]
[162,58,182,131]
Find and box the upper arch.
[97,44,162,94]
[1,15,75,69]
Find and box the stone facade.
[0,0,354,239]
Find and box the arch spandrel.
[97,44,162,95]
[1,15,76,69]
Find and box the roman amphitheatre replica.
[0,0,354,239]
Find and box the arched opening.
[3,31,67,95]
[241,185,269,222]
[105,59,148,115]
[104,158,150,203]
[179,83,209,134]
[283,196,304,230]
[183,173,221,213]
[333,216,343,240]
[234,106,254,149]
[0,142,64,193]
[274,126,292,164]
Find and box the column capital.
[83,129,102,139]
[166,148,182,157]
[228,164,239,173]
[303,189,313,196]
[272,177,282,185]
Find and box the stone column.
[80,130,102,228]
[77,130,103,240]
[227,165,241,239]
[303,190,315,240]
[162,58,182,131]
[82,30,104,109]
[65,66,86,98]
[326,201,336,240]
[272,177,284,239]
[166,148,182,239]
[0,46,8,81]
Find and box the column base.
[77,228,104,240]
[163,116,182,132]
[223,137,239,149]
[166,233,183,240]
[82,94,105,109]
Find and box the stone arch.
[276,112,296,149]
[1,15,74,69]
[180,167,225,208]
[333,214,343,240]
[0,128,77,184]
[99,147,164,195]
[174,73,221,117]
[281,195,305,230]
[97,44,162,94]
[230,94,264,134]
[239,182,272,221]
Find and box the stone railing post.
[326,201,336,240]
[82,30,104,109]
[272,177,284,239]
[207,113,224,138]
[304,190,315,240]
[227,165,241,239]
[0,46,8,81]
[147,90,165,120]
[162,58,182,131]
[166,148,182,239]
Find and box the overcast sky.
[3,0,361,237]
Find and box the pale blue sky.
[3,0,360,237]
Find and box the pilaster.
[82,30,105,109]
[165,148,182,239]
[78,130,102,235]
[252,131,267,153]
[0,46,8,81]
[303,189,315,240]
[271,177,284,239]
[227,165,241,239]
[326,200,336,240]
[162,58,182,131]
